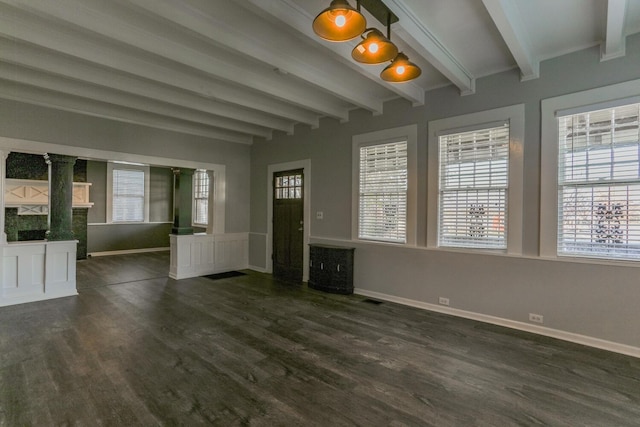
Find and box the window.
[274,171,303,199]
[438,124,509,249]
[358,141,408,243]
[556,102,640,260]
[193,169,209,226]
[352,125,417,245]
[428,105,524,254]
[107,162,149,223]
[540,80,640,260]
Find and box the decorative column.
[0,150,8,245]
[172,168,194,235]
[206,169,214,234]
[45,153,76,241]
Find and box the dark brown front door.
[273,169,304,283]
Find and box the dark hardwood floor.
[1,252,639,426]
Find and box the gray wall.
[0,101,251,234]
[250,35,640,348]
[86,161,175,253]
[88,223,173,252]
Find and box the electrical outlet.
[316,211,323,220]
[529,313,544,324]
[438,297,450,306]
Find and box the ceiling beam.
[0,81,253,144]
[245,0,425,107]
[601,0,628,61]
[0,4,321,128]
[482,0,539,81]
[383,0,476,95]
[0,39,294,135]
[0,62,273,139]
[0,0,349,121]
[127,0,388,114]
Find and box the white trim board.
[247,265,268,273]
[0,136,224,171]
[88,247,169,257]
[355,288,640,359]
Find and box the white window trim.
[540,78,640,262]
[192,169,209,228]
[352,125,418,246]
[106,162,150,224]
[427,105,524,255]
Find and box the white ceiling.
[1,0,639,145]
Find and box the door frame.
[267,159,310,281]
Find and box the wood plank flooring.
[1,251,639,426]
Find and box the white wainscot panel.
[45,241,77,295]
[169,233,248,280]
[0,240,77,306]
[1,243,45,298]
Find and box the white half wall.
[169,233,248,280]
[1,240,77,307]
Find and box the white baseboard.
[247,265,268,273]
[88,247,169,257]
[355,288,640,359]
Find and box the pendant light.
[352,28,398,64]
[312,0,367,42]
[380,52,422,82]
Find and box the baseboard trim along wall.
[89,247,170,257]
[355,288,640,359]
[248,265,268,273]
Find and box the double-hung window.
[358,141,408,243]
[438,124,510,249]
[557,102,640,260]
[193,169,209,226]
[352,125,417,245]
[107,162,149,223]
[428,105,524,254]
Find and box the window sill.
[311,236,640,268]
[88,221,172,226]
[553,254,640,268]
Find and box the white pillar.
[0,150,8,245]
[206,169,214,234]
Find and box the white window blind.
[112,168,145,222]
[358,140,407,243]
[438,124,509,249]
[557,102,640,260]
[193,169,209,226]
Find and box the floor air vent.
[362,298,383,305]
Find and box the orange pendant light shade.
[380,52,422,82]
[312,0,367,42]
[351,29,398,64]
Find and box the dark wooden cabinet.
[308,244,355,294]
